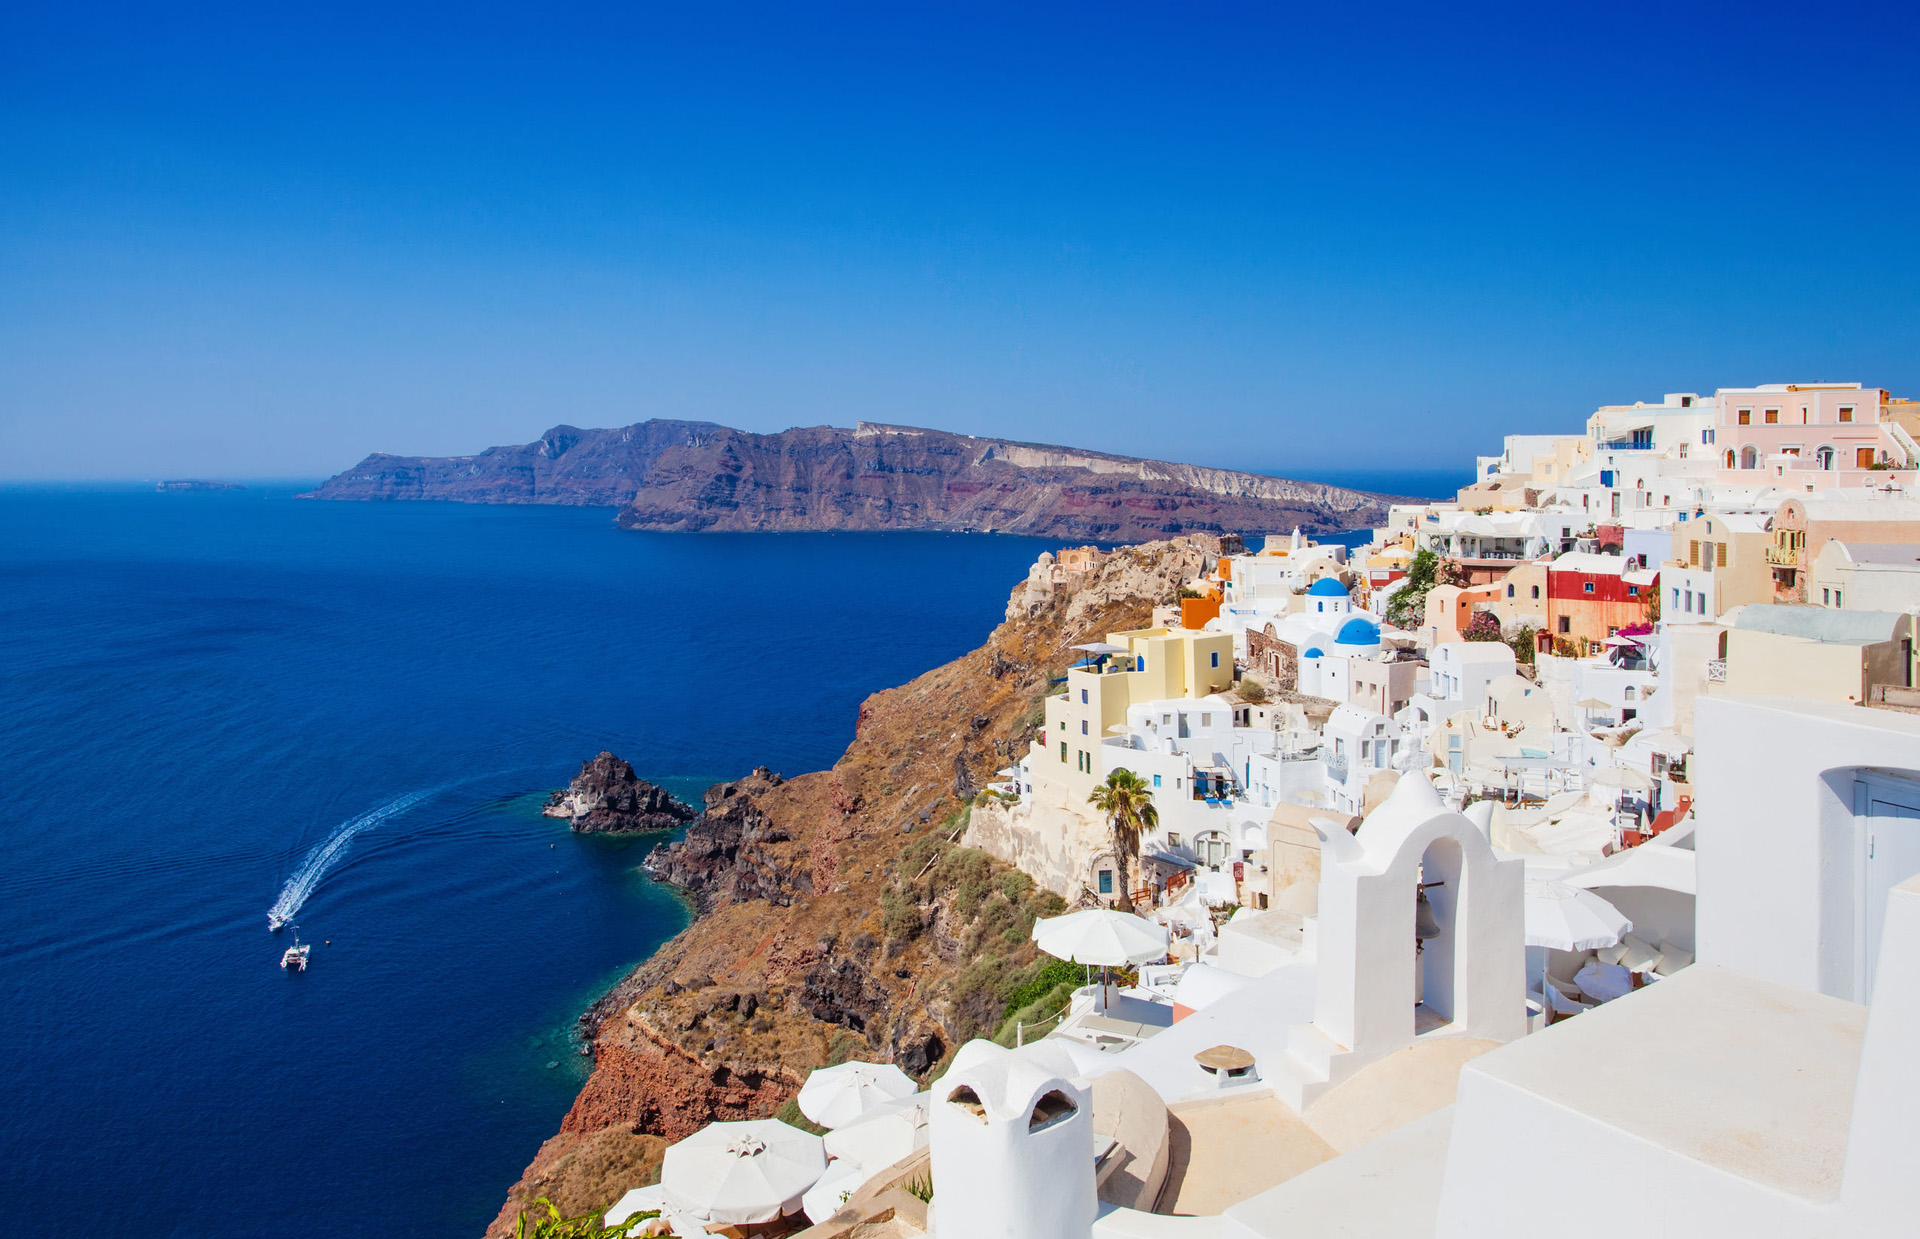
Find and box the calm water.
[0,486,1057,1237]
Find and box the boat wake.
[268,790,433,931]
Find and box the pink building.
[1711,383,1918,489]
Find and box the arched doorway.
[1740,446,1759,470]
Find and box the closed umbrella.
[1033,909,1170,1010]
[1525,879,1632,951]
[822,1096,929,1170]
[660,1119,827,1226]
[796,1060,917,1130]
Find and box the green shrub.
[1236,677,1267,703]
[775,1097,828,1136]
[513,1198,650,1238]
[881,885,920,942]
[996,870,1034,902]
[1001,955,1083,1012]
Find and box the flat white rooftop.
[1464,963,1864,1202]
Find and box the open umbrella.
[1034,909,1170,1010]
[822,1095,929,1169]
[796,1060,917,1130]
[1590,765,1654,793]
[660,1119,826,1226]
[800,1160,871,1226]
[1524,879,1632,951]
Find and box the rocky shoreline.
[487,540,1204,1235]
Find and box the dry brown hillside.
[487,538,1206,1234]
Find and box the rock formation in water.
[544,752,695,834]
[303,419,1400,540]
[486,539,1201,1234]
[156,479,246,492]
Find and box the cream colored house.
[1661,512,1772,623]
[1717,605,1916,706]
[1809,541,1920,612]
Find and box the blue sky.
[3,1,1917,482]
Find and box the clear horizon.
[4,1,1917,481]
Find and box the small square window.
[1559,616,1571,634]
[1153,775,1162,788]
[1840,406,1855,423]
[1583,582,1595,594]
[1738,409,1752,425]
[1765,409,1779,424]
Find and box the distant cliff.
[303,420,1398,539]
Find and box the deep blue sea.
[0,486,1061,1238]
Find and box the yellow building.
[1038,627,1236,805]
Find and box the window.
[1080,688,1088,704]
[1200,713,1211,726]
[1679,443,1689,459]
[1672,587,1680,608]
[1166,831,1179,846]
[1210,651,1220,668]
[1153,774,1161,788]
[1741,446,1759,470]
[1816,445,1836,470]
[1765,409,1779,424]
[1583,582,1595,594]
[1859,447,1878,469]
[1507,584,1515,597]
[1624,686,1636,701]
[1840,406,1855,423]
[1703,429,1716,444]
[1717,543,1728,568]
[1137,656,1146,672]
[1738,409,1752,425]
[1060,741,1067,763]
[1559,616,1572,634]
[1628,585,1639,597]
[1836,590,1844,608]
[1532,585,1541,599]
[1823,588,1832,605]
[1689,540,1700,566]
[1081,720,1088,735]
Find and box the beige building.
[1769,491,1920,603]
[1661,513,1773,623]
[1349,657,1421,718]
[1716,605,1917,706]
[1809,542,1920,612]
[1491,561,1549,632]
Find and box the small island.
[545,751,694,833]
[156,479,246,492]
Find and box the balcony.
[1324,753,1349,780]
[1706,659,1726,683]
[1765,545,1800,567]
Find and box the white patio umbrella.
[795,1060,918,1129]
[1524,879,1632,952]
[800,1160,872,1226]
[1590,765,1654,793]
[1033,909,1171,1010]
[660,1119,827,1226]
[822,1095,929,1169]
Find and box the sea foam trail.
[267,790,433,930]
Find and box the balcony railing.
[1764,545,1799,567]
[1706,659,1727,683]
[1324,754,1349,780]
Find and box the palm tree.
[1087,768,1159,910]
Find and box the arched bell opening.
[1415,834,1465,1034]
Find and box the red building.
[1544,552,1657,654]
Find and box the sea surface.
[0,486,1063,1238]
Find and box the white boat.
[268,911,289,933]
[281,932,310,971]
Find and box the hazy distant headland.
[303,419,1406,541]
[157,479,247,493]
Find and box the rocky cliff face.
[544,752,695,834]
[304,420,1398,540]
[487,539,1204,1236]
